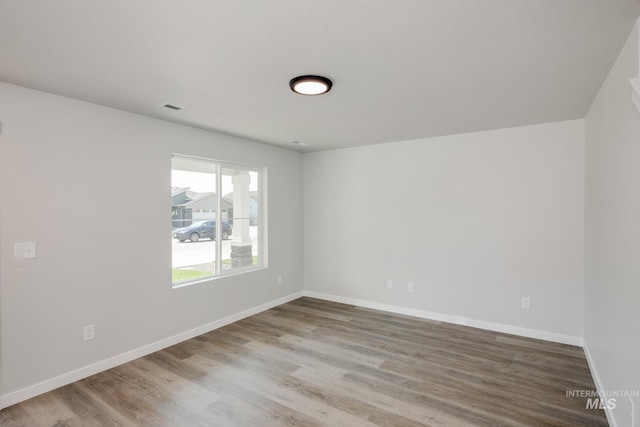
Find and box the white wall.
[0,82,304,401]
[304,120,585,341]
[585,20,640,427]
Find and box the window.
[171,154,264,286]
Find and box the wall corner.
[631,18,640,113]
[631,78,640,112]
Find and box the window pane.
[221,168,260,271]
[171,157,217,284]
[171,155,263,286]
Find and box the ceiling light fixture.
[289,75,332,96]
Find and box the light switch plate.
[14,242,36,259]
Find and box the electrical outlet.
[521,297,531,309]
[83,325,95,341]
[277,274,283,285]
[408,282,415,293]
[387,280,393,290]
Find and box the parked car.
[173,220,232,242]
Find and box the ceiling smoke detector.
[290,140,309,146]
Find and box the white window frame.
[171,154,266,288]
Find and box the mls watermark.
[566,389,639,410]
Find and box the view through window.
[171,155,263,285]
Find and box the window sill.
[172,265,267,289]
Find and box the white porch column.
[230,171,252,267]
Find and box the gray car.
[173,220,233,242]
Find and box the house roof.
[223,192,259,203]
[171,187,189,197]
[179,192,233,210]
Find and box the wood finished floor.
[1,297,607,426]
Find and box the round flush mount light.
[289,75,332,96]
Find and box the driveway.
[172,225,258,268]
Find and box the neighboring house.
[223,191,259,225]
[172,188,233,228]
[183,192,233,222]
[171,187,189,205]
[171,187,191,228]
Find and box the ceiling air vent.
[163,103,183,111]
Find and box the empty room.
[1,1,639,426]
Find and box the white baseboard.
[0,290,304,410]
[304,291,583,346]
[583,342,617,427]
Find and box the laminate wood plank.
[13,392,75,427]
[496,334,586,358]
[342,370,541,426]
[315,319,594,392]
[0,403,37,427]
[206,394,290,427]
[286,297,359,316]
[194,337,302,376]
[246,334,516,425]
[271,302,355,323]
[142,350,208,382]
[187,353,380,427]
[184,354,326,427]
[537,402,610,427]
[313,319,518,370]
[195,346,461,427]
[0,395,65,427]
[160,336,206,360]
[198,327,251,346]
[77,372,169,427]
[304,323,586,412]
[54,382,135,427]
[242,337,345,378]
[344,320,523,364]
[291,366,475,427]
[278,333,387,368]
[382,360,605,426]
[276,306,524,370]
[237,311,319,336]
[118,358,221,424]
[219,339,447,426]
[351,306,443,326]
[0,404,37,427]
[0,297,608,426]
[220,320,284,343]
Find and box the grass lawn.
[173,256,259,282]
[172,268,211,283]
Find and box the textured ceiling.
[1,0,639,151]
